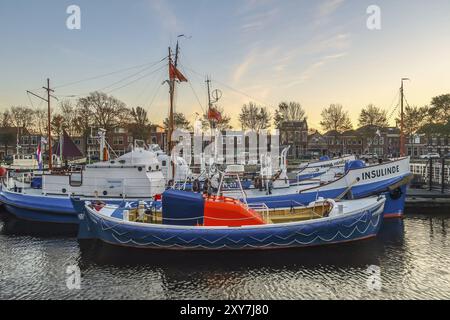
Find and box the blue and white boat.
[0,146,166,225]
[296,155,356,182]
[219,157,411,219]
[74,189,386,251]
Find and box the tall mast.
[168,41,180,180]
[400,78,409,157]
[27,78,55,171]
[45,78,53,170]
[168,42,180,154]
[168,46,174,155]
[206,76,213,130]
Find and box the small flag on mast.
[169,63,188,82]
[208,107,222,122]
[36,143,43,170]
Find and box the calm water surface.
[0,211,449,300]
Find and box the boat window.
[69,172,83,187]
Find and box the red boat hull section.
[204,197,265,227]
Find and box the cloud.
[235,0,275,16]
[303,33,351,55]
[314,0,345,27]
[239,8,279,33]
[288,52,348,87]
[318,0,345,18]
[232,52,256,84]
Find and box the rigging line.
[26,92,35,109]
[99,62,167,92]
[53,57,167,89]
[180,68,206,114]
[145,80,164,113]
[56,63,168,98]
[140,70,165,112]
[387,102,400,123]
[131,66,166,107]
[105,64,167,94]
[179,63,273,108]
[386,91,401,122]
[188,81,206,114]
[403,95,413,109]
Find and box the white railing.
[247,203,270,223]
[410,162,450,185]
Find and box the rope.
[104,64,167,94]
[178,63,273,108]
[53,57,167,89]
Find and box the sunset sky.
[1,0,449,130]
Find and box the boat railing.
[247,202,270,223]
[3,170,32,193]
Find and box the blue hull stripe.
[78,200,384,250]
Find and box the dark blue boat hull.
[78,199,385,251]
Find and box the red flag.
[169,63,188,82]
[208,108,222,122]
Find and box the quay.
[406,188,450,214]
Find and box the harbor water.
[0,210,449,300]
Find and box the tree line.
[1,91,449,145]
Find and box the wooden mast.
[168,41,180,180]
[400,78,409,157]
[44,78,54,170]
[27,78,55,171]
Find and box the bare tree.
[73,98,94,154]
[239,102,272,132]
[1,110,11,127]
[320,104,353,133]
[128,106,152,141]
[59,100,77,136]
[163,112,192,131]
[358,104,388,128]
[51,114,69,138]
[9,106,35,129]
[428,94,450,124]
[274,102,306,129]
[32,108,49,135]
[396,105,429,136]
[77,92,129,134]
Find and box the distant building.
[307,130,328,157]
[149,125,166,151]
[279,120,308,159]
[406,133,450,158]
[308,126,401,158]
[0,127,43,159]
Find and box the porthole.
[138,167,143,172]
[62,188,67,194]
[103,191,108,196]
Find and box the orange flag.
[208,108,222,122]
[169,63,188,82]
